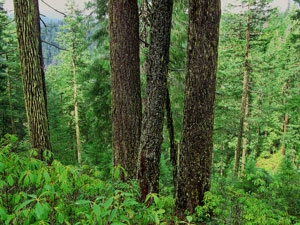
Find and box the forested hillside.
[0,0,299,224]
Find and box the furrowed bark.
[14,0,52,160]
[138,0,173,200]
[176,0,221,214]
[109,0,142,181]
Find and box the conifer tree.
[138,0,173,200]
[176,0,221,213]
[13,0,52,160]
[108,0,142,180]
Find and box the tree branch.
[40,18,47,28]
[139,38,149,47]
[40,0,67,17]
[42,40,68,51]
[169,68,185,72]
[0,19,15,27]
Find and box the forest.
[0,0,300,224]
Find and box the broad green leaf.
[103,197,113,210]
[75,200,91,205]
[7,175,14,186]
[0,207,7,220]
[186,216,192,222]
[35,202,44,219]
[109,208,117,222]
[15,199,35,212]
[93,203,101,217]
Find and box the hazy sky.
[4,0,292,19]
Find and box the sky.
[4,0,293,19]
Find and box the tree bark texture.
[141,0,149,75]
[109,0,142,181]
[176,0,221,214]
[14,0,52,160]
[138,0,173,200]
[235,3,250,176]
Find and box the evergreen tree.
[108,0,142,181]
[176,0,221,214]
[13,0,52,160]
[138,0,173,200]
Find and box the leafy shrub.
[0,135,177,224]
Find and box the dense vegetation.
[0,0,299,224]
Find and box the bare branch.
[139,37,149,47]
[40,0,67,17]
[0,49,15,56]
[40,18,47,28]
[42,40,68,51]
[0,19,15,27]
[169,68,185,72]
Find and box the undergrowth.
[1,135,300,224]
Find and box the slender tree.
[108,0,142,180]
[235,3,250,175]
[241,94,249,175]
[166,87,177,197]
[5,54,16,135]
[176,0,221,214]
[14,0,52,160]
[138,0,173,200]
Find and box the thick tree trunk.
[235,3,250,176]
[14,0,52,160]
[241,94,249,175]
[138,0,173,200]
[6,55,16,135]
[109,0,142,181]
[176,0,221,214]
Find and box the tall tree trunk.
[241,94,249,175]
[281,86,289,156]
[235,2,250,176]
[138,0,173,200]
[72,49,82,166]
[60,93,63,117]
[176,0,221,214]
[6,54,16,135]
[166,87,177,197]
[281,113,288,156]
[109,0,142,181]
[14,0,52,160]
[292,145,296,165]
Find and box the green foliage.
[256,150,283,172]
[0,4,25,139]
[3,133,299,225]
[191,161,300,224]
[0,135,180,224]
